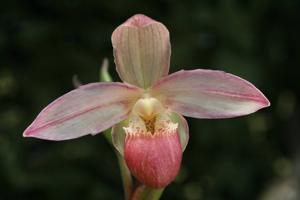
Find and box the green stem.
[103,129,112,144]
[104,129,133,200]
[131,186,164,200]
[117,153,133,200]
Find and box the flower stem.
[131,185,164,200]
[117,153,133,200]
[104,129,133,200]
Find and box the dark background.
[1,0,299,199]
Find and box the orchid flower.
[23,14,270,190]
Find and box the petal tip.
[260,95,271,108]
[254,88,270,109]
[23,125,36,138]
[23,129,33,138]
[23,131,29,137]
[122,14,157,27]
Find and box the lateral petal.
[151,69,270,119]
[112,14,171,88]
[23,82,142,140]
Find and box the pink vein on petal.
[202,89,270,106]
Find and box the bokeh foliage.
[1,0,299,199]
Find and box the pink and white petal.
[112,14,171,88]
[151,69,270,119]
[169,112,189,152]
[23,82,142,141]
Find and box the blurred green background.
[1,0,299,199]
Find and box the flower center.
[125,97,177,136]
[132,97,164,120]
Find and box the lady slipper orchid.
[23,14,270,189]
